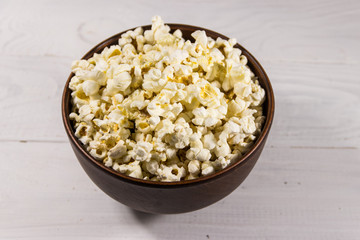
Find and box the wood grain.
[0,142,359,239]
[0,56,358,148]
[0,0,359,239]
[0,0,359,63]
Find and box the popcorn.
[167,50,189,65]
[157,164,187,182]
[71,60,94,72]
[144,160,159,175]
[192,107,222,127]
[197,81,222,108]
[143,68,167,93]
[213,157,231,170]
[69,16,265,182]
[186,148,211,162]
[130,141,153,162]
[108,140,127,159]
[74,123,92,145]
[135,118,152,133]
[214,140,231,158]
[189,132,203,149]
[155,119,175,139]
[82,80,100,96]
[116,161,143,179]
[201,161,215,176]
[164,117,193,149]
[149,116,160,127]
[104,71,132,95]
[234,82,252,98]
[236,116,257,134]
[227,99,246,118]
[191,30,208,49]
[88,141,107,160]
[192,107,208,125]
[223,61,251,91]
[188,160,201,175]
[202,132,217,150]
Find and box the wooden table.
[1,0,359,239]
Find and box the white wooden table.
[1,1,359,239]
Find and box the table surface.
[1,0,359,239]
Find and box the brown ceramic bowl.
[62,24,274,214]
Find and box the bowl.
[62,23,275,214]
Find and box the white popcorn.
[155,119,175,139]
[69,16,265,182]
[135,118,151,133]
[224,120,241,135]
[104,157,113,167]
[210,48,225,62]
[192,107,207,126]
[188,160,201,175]
[144,160,159,175]
[117,161,143,179]
[214,140,231,158]
[82,80,100,96]
[157,164,186,182]
[105,71,132,95]
[165,148,178,160]
[164,117,193,149]
[191,30,208,49]
[152,137,167,153]
[168,50,189,65]
[213,157,231,170]
[149,116,160,126]
[202,132,217,150]
[192,106,223,127]
[130,141,153,162]
[197,81,222,108]
[108,140,127,159]
[71,60,94,72]
[146,101,164,117]
[201,161,215,176]
[173,64,192,77]
[102,45,122,60]
[189,132,203,149]
[162,102,183,120]
[88,143,107,160]
[143,68,167,93]
[74,123,92,145]
[223,62,251,91]
[227,98,246,118]
[186,148,211,162]
[234,82,252,98]
[237,116,257,134]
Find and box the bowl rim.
[62,23,275,187]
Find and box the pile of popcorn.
[69,16,265,182]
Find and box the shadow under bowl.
[62,24,275,214]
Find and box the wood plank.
[0,142,359,239]
[0,0,359,63]
[0,56,359,148]
[262,60,360,148]
[0,0,360,239]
